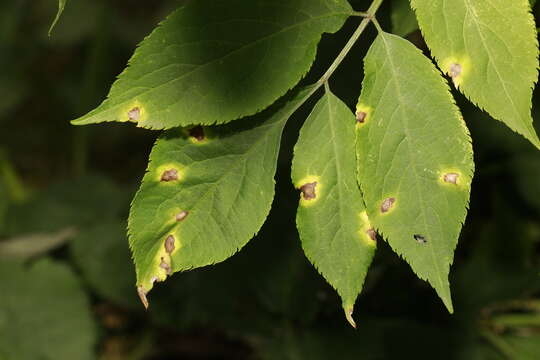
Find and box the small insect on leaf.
[413,234,427,244]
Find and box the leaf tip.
[344,307,357,329]
[137,286,149,310]
[435,281,454,314]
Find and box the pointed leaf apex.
[137,286,149,310]
[344,307,357,329]
[434,282,454,314]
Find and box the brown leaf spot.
[189,126,205,141]
[300,182,317,200]
[175,210,189,222]
[366,228,377,241]
[381,197,395,213]
[414,234,427,244]
[137,286,149,309]
[356,111,367,123]
[128,107,140,121]
[443,173,459,184]
[160,169,178,182]
[449,63,462,78]
[164,235,175,254]
[159,257,172,275]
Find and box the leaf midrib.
[134,93,314,275]
[89,11,350,121]
[325,92,350,251]
[378,33,446,292]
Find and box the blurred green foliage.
[0,0,539,359]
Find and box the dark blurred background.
[1,0,540,359]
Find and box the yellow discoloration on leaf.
[155,163,184,183]
[359,211,377,247]
[168,207,188,225]
[438,168,471,189]
[182,126,211,145]
[296,175,321,207]
[441,56,471,88]
[355,104,372,128]
[380,196,397,215]
[137,237,176,301]
[118,101,147,123]
[188,137,209,145]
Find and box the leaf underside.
[292,89,376,325]
[72,0,351,129]
[412,0,540,149]
[128,87,315,298]
[356,32,474,312]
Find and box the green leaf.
[503,335,540,360]
[291,88,376,327]
[356,32,474,312]
[70,222,139,307]
[72,0,352,129]
[129,87,315,305]
[0,227,76,259]
[48,0,68,36]
[3,175,127,236]
[411,0,540,149]
[391,0,418,37]
[0,259,96,360]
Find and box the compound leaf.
[292,88,376,327]
[411,0,540,149]
[72,0,351,129]
[129,87,315,305]
[356,32,474,312]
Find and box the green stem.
[280,0,384,118]
[316,0,384,86]
[371,17,384,33]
